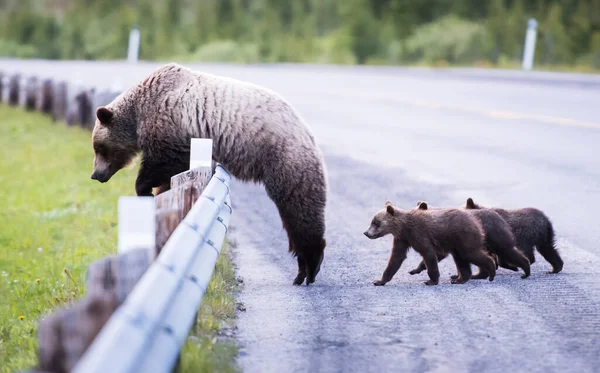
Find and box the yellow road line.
[318,90,600,130]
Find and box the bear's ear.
[385,200,393,207]
[386,204,395,215]
[465,198,475,209]
[418,201,428,210]
[96,106,114,125]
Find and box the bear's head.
[364,200,402,240]
[90,106,140,183]
[461,197,482,210]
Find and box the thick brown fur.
[363,201,496,286]
[411,201,531,279]
[90,63,328,286]
[463,198,563,274]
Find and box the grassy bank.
[0,106,238,372]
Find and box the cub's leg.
[536,237,564,274]
[516,241,536,265]
[463,248,496,282]
[497,245,531,279]
[421,251,441,286]
[373,237,409,286]
[471,267,491,280]
[497,256,519,271]
[409,252,448,275]
[450,252,473,284]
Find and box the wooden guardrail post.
[154,138,214,255]
[66,85,94,128]
[8,73,20,106]
[33,137,223,373]
[0,71,4,103]
[24,75,39,111]
[52,81,67,122]
[37,79,54,115]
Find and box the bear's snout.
[91,170,110,183]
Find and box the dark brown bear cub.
[363,201,496,286]
[410,201,531,280]
[463,198,563,274]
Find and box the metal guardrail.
[2,67,234,373]
[72,164,232,373]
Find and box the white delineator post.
[522,18,538,71]
[190,138,213,169]
[117,196,156,253]
[127,26,140,64]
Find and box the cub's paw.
[373,279,387,286]
[424,280,439,286]
[520,273,530,279]
[450,274,459,280]
[409,268,422,275]
[451,278,468,284]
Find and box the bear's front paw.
[423,279,438,286]
[450,277,468,284]
[408,268,422,275]
[373,279,387,286]
[450,274,459,280]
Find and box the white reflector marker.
[118,196,156,253]
[190,138,213,169]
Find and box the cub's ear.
[96,106,114,125]
[386,204,395,215]
[417,201,428,210]
[465,198,475,209]
[385,200,393,207]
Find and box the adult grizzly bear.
[90,63,328,286]
[462,198,563,274]
[409,201,531,279]
[363,201,496,286]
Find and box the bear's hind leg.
[471,267,491,280]
[497,245,531,279]
[450,252,473,284]
[497,256,519,271]
[293,254,307,286]
[409,260,427,275]
[536,232,564,274]
[463,249,496,282]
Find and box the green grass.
[0,106,239,372]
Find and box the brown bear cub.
[363,201,496,286]
[462,198,564,274]
[410,201,531,280]
[89,63,328,286]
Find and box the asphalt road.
[2,59,599,373]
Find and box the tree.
[541,3,572,65]
[569,0,591,57]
